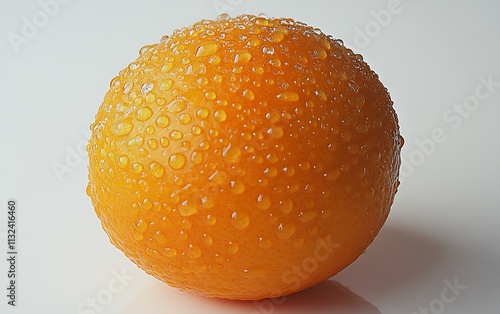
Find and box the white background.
[1,0,499,313]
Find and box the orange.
[87,14,403,300]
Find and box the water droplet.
[230,180,245,194]
[234,50,252,63]
[258,237,272,249]
[195,25,206,34]
[276,222,296,240]
[155,98,166,107]
[341,131,352,142]
[179,113,192,124]
[246,37,262,47]
[209,74,222,85]
[217,99,228,106]
[141,82,153,94]
[205,91,217,100]
[313,27,323,35]
[217,13,230,21]
[179,201,198,217]
[209,54,222,65]
[253,155,264,164]
[168,153,186,170]
[180,140,191,152]
[331,50,343,59]
[145,93,156,103]
[135,106,153,121]
[155,115,170,128]
[280,199,293,214]
[153,203,162,212]
[179,230,188,240]
[283,166,295,177]
[356,124,368,134]
[348,144,360,155]
[354,95,366,107]
[266,111,280,123]
[298,211,317,223]
[149,161,165,178]
[166,99,186,113]
[169,130,183,140]
[256,17,270,25]
[127,135,144,147]
[214,253,224,264]
[160,137,169,147]
[242,89,255,100]
[294,237,304,249]
[125,179,134,191]
[196,107,209,119]
[257,194,271,210]
[161,62,173,73]
[134,219,147,232]
[154,230,167,243]
[252,65,264,74]
[258,178,268,187]
[214,109,227,122]
[268,126,284,139]
[187,244,202,258]
[197,77,209,86]
[191,125,202,136]
[128,63,138,71]
[231,211,250,230]
[262,46,275,55]
[316,48,327,60]
[222,144,241,163]
[209,129,219,139]
[117,155,129,168]
[159,79,173,91]
[186,62,207,75]
[163,247,177,257]
[325,169,341,181]
[228,242,239,255]
[270,30,285,42]
[277,91,299,102]
[209,170,229,186]
[190,150,203,165]
[203,233,213,246]
[299,161,311,171]
[196,42,220,57]
[132,162,144,174]
[112,120,134,136]
[133,231,143,241]
[199,140,210,151]
[266,153,279,164]
[264,167,278,177]
[270,58,281,67]
[206,214,216,225]
[140,202,154,215]
[147,139,158,150]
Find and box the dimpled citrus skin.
[87,14,402,300]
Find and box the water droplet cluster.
[87,14,401,300]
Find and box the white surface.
[1,0,499,313]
